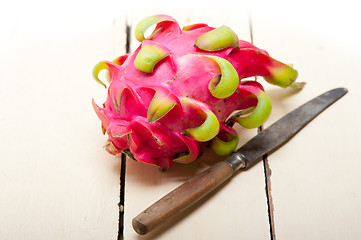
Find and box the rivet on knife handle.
[132,87,348,235]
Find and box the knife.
[132,87,348,235]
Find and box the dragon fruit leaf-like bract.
[92,15,298,169]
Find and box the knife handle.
[132,161,234,235]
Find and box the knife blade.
[132,87,348,235]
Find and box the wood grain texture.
[124,6,271,240]
[251,1,361,239]
[0,1,126,239]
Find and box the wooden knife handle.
[132,161,234,235]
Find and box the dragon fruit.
[92,15,298,170]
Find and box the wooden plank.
[0,1,126,239]
[251,2,361,239]
[123,6,271,239]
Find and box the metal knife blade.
[227,87,348,171]
[132,87,348,235]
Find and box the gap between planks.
[263,153,276,240]
[250,13,276,239]
[117,17,131,240]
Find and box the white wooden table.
[1,1,361,239]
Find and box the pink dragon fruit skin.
[92,15,298,169]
